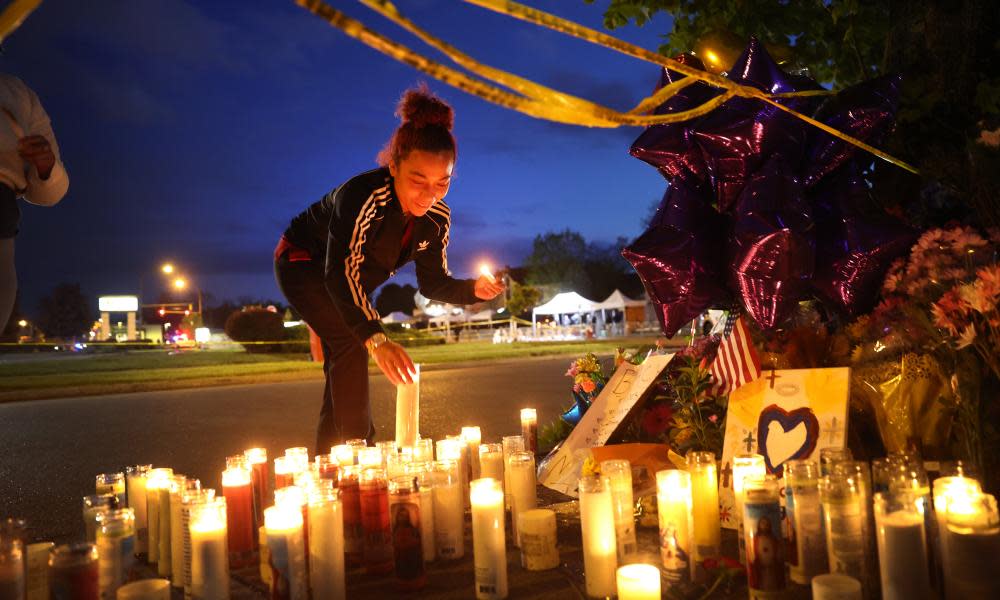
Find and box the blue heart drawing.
[756,404,820,476]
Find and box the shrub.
[224,308,285,353]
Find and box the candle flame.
[479,263,496,283]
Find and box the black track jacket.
[283,167,479,342]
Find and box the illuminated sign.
[98,296,139,312]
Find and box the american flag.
[708,314,761,395]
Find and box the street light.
[17,319,27,328]
[173,277,187,290]
[161,263,174,275]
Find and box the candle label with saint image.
[656,470,691,584]
[389,477,425,591]
[743,487,786,593]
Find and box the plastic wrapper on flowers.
[626,37,914,336]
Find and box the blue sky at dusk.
[5,0,675,314]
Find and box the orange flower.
[580,378,597,393]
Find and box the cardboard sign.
[538,353,674,496]
[719,368,850,529]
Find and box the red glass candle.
[359,468,394,576]
[222,467,255,568]
[48,543,99,600]
[338,466,363,568]
[244,448,269,532]
[389,476,426,591]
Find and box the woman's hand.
[18,135,55,179]
[474,274,505,300]
[372,340,416,386]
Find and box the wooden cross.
[766,369,781,389]
[742,430,756,452]
[825,416,845,445]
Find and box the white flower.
[957,324,977,349]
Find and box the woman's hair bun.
[397,84,453,131]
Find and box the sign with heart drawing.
[718,368,849,529]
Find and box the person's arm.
[322,179,390,343]
[415,202,481,305]
[20,83,68,207]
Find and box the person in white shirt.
[0,73,68,330]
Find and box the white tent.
[594,289,647,311]
[381,311,413,324]
[531,291,600,335]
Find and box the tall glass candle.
[221,467,254,570]
[932,474,981,582]
[479,444,504,483]
[500,436,524,510]
[461,427,482,479]
[180,489,215,600]
[264,505,307,600]
[96,473,126,506]
[48,543,99,600]
[359,468,393,575]
[819,447,852,477]
[470,478,506,600]
[832,461,878,599]
[742,476,785,596]
[602,460,636,562]
[942,491,1000,599]
[330,445,353,468]
[243,448,268,532]
[357,447,383,469]
[507,452,537,548]
[82,495,116,544]
[517,509,559,571]
[345,439,367,463]
[655,469,692,584]
[388,476,425,591]
[784,459,827,584]
[432,460,464,561]
[314,455,338,483]
[732,453,766,565]
[519,409,537,455]
[144,468,173,565]
[396,365,420,449]
[812,573,862,600]
[413,438,434,463]
[578,475,617,598]
[820,471,868,590]
[156,475,174,578]
[189,497,228,600]
[125,466,151,557]
[437,438,467,507]
[0,537,23,600]
[273,457,295,490]
[284,448,310,476]
[274,486,311,583]
[873,491,930,600]
[170,477,200,588]
[26,541,52,600]
[95,508,136,600]
[616,563,660,600]
[413,470,436,562]
[337,466,363,568]
[307,488,345,600]
[686,451,720,576]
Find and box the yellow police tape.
[296,0,917,174]
[0,0,41,43]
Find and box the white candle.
[264,505,308,600]
[506,452,536,547]
[145,468,174,565]
[116,579,170,600]
[396,365,420,448]
[181,488,215,600]
[519,409,537,455]
[873,492,930,600]
[274,457,295,490]
[331,445,354,468]
[942,492,1000,599]
[125,465,151,557]
[357,447,383,469]
[820,472,867,586]
[732,453,765,565]
[414,471,436,562]
[811,573,862,600]
[685,451,720,571]
[500,436,524,510]
[932,475,981,573]
[470,478,507,599]
[432,460,464,561]
[601,460,637,561]
[578,475,617,598]
[461,427,482,480]
[616,563,660,600]
[96,508,137,600]
[307,488,345,600]
[784,459,827,584]
[284,448,310,476]
[170,477,197,588]
[479,444,504,484]
[656,469,692,584]
[413,438,434,463]
[437,439,467,506]
[157,478,173,577]
[517,509,559,571]
[190,497,229,600]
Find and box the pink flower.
[565,363,579,378]
[709,414,719,424]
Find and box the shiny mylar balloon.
[729,157,815,329]
[692,29,746,75]
[630,54,719,182]
[623,180,729,336]
[811,163,916,315]
[803,74,902,187]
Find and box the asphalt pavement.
[0,355,574,544]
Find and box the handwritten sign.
[538,353,673,496]
[719,367,850,529]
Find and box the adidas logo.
[417,240,429,251]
